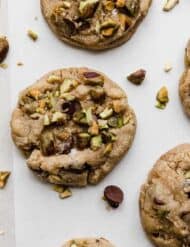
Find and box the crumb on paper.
[0,171,11,189]
[53,185,72,199]
[0,230,5,236]
[27,29,38,41]
[163,0,179,12]
[34,16,38,21]
[164,63,172,72]
[17,62,24,66]
[0,63,8,69]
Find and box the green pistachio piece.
[79,0,99,18]
[108,116,118,128]
[73,111,88,125]
[62,1,71,8]
[103,143,113,155]
[44,114,50,126]
[90,135,102,150]
[60,78,78,93]
[99,107,113,119]
[85,107,93,125]
[101,131,117,143]
[100,20,119,37]
[98,119,109,129]
[125,0,139,16]
[51,112,65,123]
[47,75,62,84]
[40,132,55,155]
[60,93,76,101]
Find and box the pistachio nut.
[100,20,119,37]
[60,78,78,93]
[90,135,102,150]
[0,171,11,189]
[99,107,113,119]
[83,71,104,85]
[79,0,99,18]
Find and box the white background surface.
[1,0,190,246]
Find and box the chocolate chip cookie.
[62,238,115,247]
[41,0,152,50]
[179,40,190,117]
[11,67,136,187]
[139,144,190,247]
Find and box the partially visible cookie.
[11,67,136,187]
[139,144,190,247]
[41,0,152,50]
[0,36,9,63]
[179,40,190,117]
[62,238,115,247]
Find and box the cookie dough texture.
[139,144,190,247]
[62,238,115,247]
[41,0,152,50]
[11,67,136,187]
[179,40,190,117]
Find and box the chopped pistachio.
[98,119,109,129]
[53,184,66,193]
[157,87,169,103]
[118,13,132,30]
[43,114,50,126]
[0,63,8,69]
[125,0,139,16]
[108,116,118,128]
[85,107,93,125]
[73,111,88,125]
[91,135,102,150]
[155,101,166,110]
[164,63,172,72]
[123,115,131,125]
[79,0,99,18]
[100,20,119,37]
[60,93,75,101]
[103,143,113,155]
[0,171,11,189]
[48,175,62,184]
[76,132,90,149]
[90,86,105,101]
[17,62,24,66]
[99,107,113,119]
[51,112,65,122]
[127,69,146,85]
[163,0,179,11]
[47,75,62,84]
[60,78,78,93]
[103,0,115,11]
[59,188,72,199]
[27,29,38,41]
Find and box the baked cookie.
[11,67,136,187]
[41,0,152,50]
[179,40,190,117]
[62,238,115,247]
[139,144,190,247]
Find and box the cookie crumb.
[34,16,38,21]
[17,62,24,66]
[155,86,169,110]
[53,185,72,199]
[0,63,8,69]
[27,29,38,41]
[163,0,179,11]
[0,171,11,188]
[164,63,172,72]
[127,69,146,85]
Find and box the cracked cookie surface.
[139,144,190,247]
[11,67,136,187]
[179,40,190,117]
[62,238,115,247]
[41,0,152,50]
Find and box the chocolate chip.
[62,100,81,115]
[104,185,124,208]
[83,71,100,78]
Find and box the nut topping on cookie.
[127,69,146,85]
[11,68,136,187]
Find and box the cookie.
[139,144,190,247]
[11,67,136,187]
[62,238,115,247]
[179,40,190,117]
[41,0,152,50]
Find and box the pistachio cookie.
[62,238,115,247]
[179,40,190,117]
[11,67,136,187]
[41,0,152,50]
[139,144,190,247]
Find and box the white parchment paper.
[6,0,190,246]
